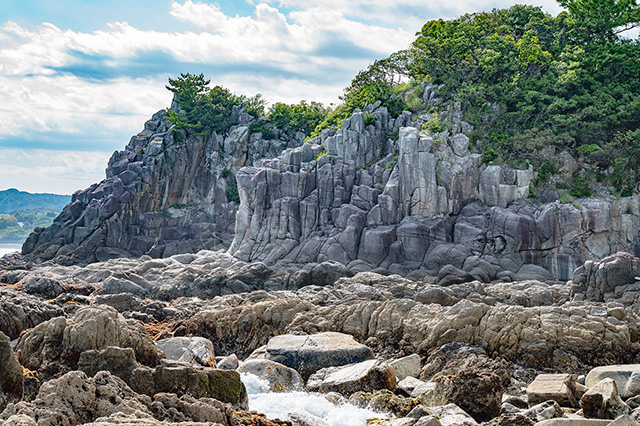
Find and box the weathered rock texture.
[0,331,23,413]
[16,305,164,379]
[0,370,239,426]
[13,98,640,281]
[228,104,640,280]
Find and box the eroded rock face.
[17,305,164,379]
[0,331,24,413]
[21,105,305,265]
[0,370,236,426]
[0,288,64,340]
[572,253,640,302]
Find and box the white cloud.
[0,0,569,195]
[0,74,167,146]
[0,148,111,194]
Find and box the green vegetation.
[166,73,266,136]
[268,101,329,135]
[0,189,70,243]
[166,0,640,193]
[226,184,240,204]
[364,112,377,126]
[249,122,276,140]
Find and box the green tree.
[558,0,640,42]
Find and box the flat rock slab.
[586,365,640,399]
[527,374,577,407]
[265,332,373,380]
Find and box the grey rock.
[238,359,303,392]
[306,359,396,396]
[155,337,215,367]
[217,354,239,370]
[582,378,629,419]
[264,332,374,380]
[0,331,23,412]
[388,354,421,381]
[586,365,640,399]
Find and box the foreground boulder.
[586,365,640,399]
[306,359,396,396]
[581,378,629,419]
[0,370,236,425]
[237,359,303,392]
[17,305,164,378]
[0,331,24,412]
[134,360,248,409]
[433,370,503,422]
[264,332,374,380]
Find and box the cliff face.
[22,104,304,265]
[229,102,640,281]
[22,99,640,280]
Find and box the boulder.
[522,400,564,422]
[306,359,396,396]
[495,413,535,426]
[434,370,503,422]
[155,337,215,367]
[143,359,248,409]
[388,354,421,381]
[581,378,629,419]
[0,369,234,426]
[526,374,578,407]
[217,354,240,370]
[264,332,374,380]
[348,389,417,417]
[17,305,164,379]
[397,376,429,397]
[237,359,303,392]
[78,346,140,381]
[0,371,150,425]
[0,289,64,340]
[0,331,24,412]
[586,365,640,399]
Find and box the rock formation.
[16,96,640,281]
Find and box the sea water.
[241,372,389,426]
[0,243,21,258]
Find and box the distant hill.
[0,188,70,214]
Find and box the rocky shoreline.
[2,250,640,425]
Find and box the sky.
[0,0,564,195]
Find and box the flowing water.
[0,243,21,258]
[241,373,389,425]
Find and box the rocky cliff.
[229,100,640,281]
[22,101,304,265]
[22,93,640,281]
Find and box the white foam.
[240,373,388,426]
